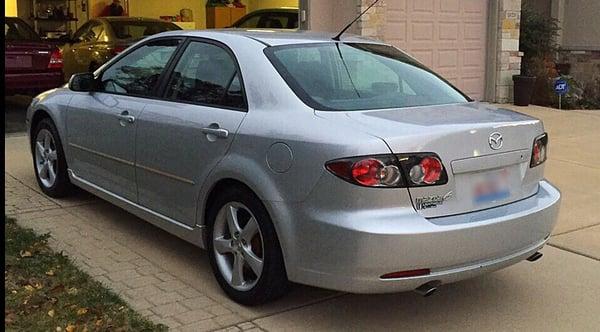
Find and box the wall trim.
[485,0,500,102]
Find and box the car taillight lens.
[326,155,403,188]
[325,153,447,188]
[112,45,126,55]
[48,48,63,69]
[530,133,548,168]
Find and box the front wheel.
[32,118,73,197]
[207,187,289,305]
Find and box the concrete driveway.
[5,104,600,331]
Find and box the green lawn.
[4,217,167,331]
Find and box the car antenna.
[332,0,382,41]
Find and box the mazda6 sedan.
[26,30,561,305]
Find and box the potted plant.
[514,6,560,106]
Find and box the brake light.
[48,48,63,69]
[112,45,126,55]
[325,153,447,188]
[326,155,403,188]
[530,133,548,167]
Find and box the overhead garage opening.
[89,0,300,30]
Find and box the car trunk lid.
[316,102,545,218]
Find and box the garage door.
[385,0,489,100]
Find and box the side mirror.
[69,73,97,92]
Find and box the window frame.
[156,37,249,113]
[93,36,186,100]
[263,42,472,111]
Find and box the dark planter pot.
[513,75,537,106]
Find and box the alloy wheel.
[213,202,264,291]
[34,129,58,188]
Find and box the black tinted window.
[109,21,180,40]
[5,18,40,41]
[101,40,179,96]
[166,41,245,109]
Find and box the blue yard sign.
[554,79,569,95]
[554,78,569,110]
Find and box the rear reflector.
[380,268,431,279]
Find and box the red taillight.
[530,133,548,168]
[380,269,431,279]
[351,158,384,186]
[112,45,126,55]
[409,156,443,185]
[48,48,63,69]
[326,155,403,188]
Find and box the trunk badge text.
[488,132,503,150]
[415,191,453,210]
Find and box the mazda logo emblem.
[489,132,503,150]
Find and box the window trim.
[156,37,249,113]
[263,42,472,112]
[92,36,186,100]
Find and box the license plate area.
[6,55,33,68]
[472,168,510,205]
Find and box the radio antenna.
[332,0,382,41]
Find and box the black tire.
[31,118,73,198]
[206,186,289,305]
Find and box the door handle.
[201,126,229,139]
[116,111,135,124]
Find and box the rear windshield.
[109,21,181,40]
[5,18,40,41]
[265,43,470,111]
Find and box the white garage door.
[385,0,489,100]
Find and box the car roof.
[156,29,386,47]
[97,16,171,23]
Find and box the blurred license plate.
[6,55,32,68]
[473,168,510,205]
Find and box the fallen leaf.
[56,327,62,332]
[48,309,55,317]
[49,284,65,294]
[34,282,43,289]
[5,312,17,324]
[11,290,17,294]
[24,285,35,292]
[46,270,55,276]
[67,287,78,295]
[118,305,125,311]
[95,319,103,327]
[19,250,32,258]
[49,297,58,304]
[65,324,76,332]
[76,308,88,316]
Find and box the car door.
[135,39,247,226]
[66,38,182,202]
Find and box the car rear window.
[109,21,181,40]
[5,18,40,41]
[265,43,470,111]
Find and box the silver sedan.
[26,30,561,305]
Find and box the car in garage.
[231,8,298,29]
[61,17,181,80]
[5,17,64,96]
[26,30,560,305]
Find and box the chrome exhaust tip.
[414,281,440,297]
[526,251,543,262]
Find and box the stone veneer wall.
[356,0,387,41]
[495,0,523,103]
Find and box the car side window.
[88,23,104,42]
[237,13,261,28]
[165,41,246,109]
[72,22,92,42]
[100,39,180,96]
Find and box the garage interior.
[7,0,299,38]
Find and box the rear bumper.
[5,71,63,95]
[270,180,561,293]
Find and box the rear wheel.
[207,186,289,305]
[32,118,73,197]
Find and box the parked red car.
[5,17,64,95]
